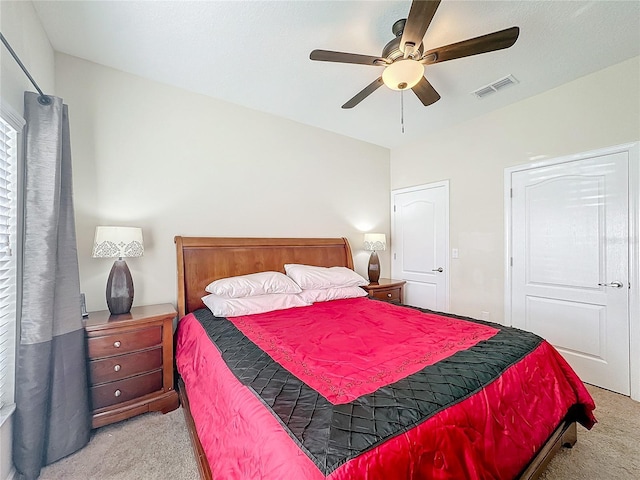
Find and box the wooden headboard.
[174,236,354,318]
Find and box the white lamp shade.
[92,226,144,258]
[363,233,387,251]
[382,60,424,91]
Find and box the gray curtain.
[13,92,91,479]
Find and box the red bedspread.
[230,298,498,404]
[330,340,594,480]
[176,300,596,480]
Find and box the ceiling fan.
[309,0,520,109]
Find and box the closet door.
[510,152,630,395]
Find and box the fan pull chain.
[401,90,405,134]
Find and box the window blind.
[0,117,17,411]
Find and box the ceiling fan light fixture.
[382,59,424,91]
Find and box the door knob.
[598,281,623,288]
[432,267,443,273]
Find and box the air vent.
[474,86,496,98]
[472,75,519,99]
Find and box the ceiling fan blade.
[421,26,520,64]
[412,76,441,106]
[400,0,441,55]
[310,49,387,66]
[342,77,384,109]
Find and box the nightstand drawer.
[91,369,163,410]
[88,326,162,358]
[89,347,163,385]
[361,279,406,304]
[370,288,401,303]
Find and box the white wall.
[391,56,640,323]
[0,0,55,113]
[54,53,391,313]
[0,3,55,479]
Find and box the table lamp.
[92,226,144,315]
[363,233,386,284]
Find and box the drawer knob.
[387,293,392,298]
[114,364,121,372]
[113,341,121,348]
[114,389,121,397]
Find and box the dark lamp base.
[367,251,381,284]
[106,259,134,315]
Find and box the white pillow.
[202,293,309,317]
[205,271,302,298]
[298,286,368,304]
[284,264,368,290]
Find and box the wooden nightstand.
[361,278,406,304]
[84,303,179,428]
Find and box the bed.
[174,236,595,480]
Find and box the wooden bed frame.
[174,236,577,480]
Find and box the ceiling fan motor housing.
[382,19,424,61]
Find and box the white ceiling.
[32,1,640,149]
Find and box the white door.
[511,152,630,394]
[392,182,449,311]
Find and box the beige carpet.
[539,384,640,479]
[39,384,639,479]
[39,409,198,480]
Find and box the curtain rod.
[1,32,52,105]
